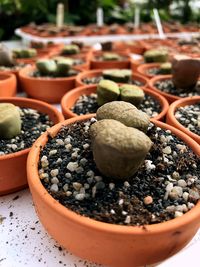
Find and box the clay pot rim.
[19,65,80,82]
[167,96,200,143]
[0,72,16,82]
[148,74,180,101]
[27,114,200,235]
[61,84,169,121]
[0,97,64,161]
[75,69,149,87]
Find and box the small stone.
[66,191,72,197]
[174,211,183,218]
[166,205,176,212]
[73,182,82,191]
[124,215,131,224]
[177,179,187,188]
[95,181,105,190]
[63,184,69,192]
[162,146,171,154]
[124,181,130,188]
[75,193,85,201]
[189,189,200,202]
[75,167,84,174]
[65,172,72,179]
[169,186,183,200]
[94,176,102,182]
[187,202,195,209]
[50,169,59,177]
[109,183,115,190]
[80,158,87,165]
[119,199,124,205]
[56,139,64,146]
[144,196,153,205]
[110,209,116,214]
[172,171,180,180]
[86,170,94,178]
[64,137,71,144]
[83,143,90,150]
[183,192,189,202]
[50,184,58,193]
[65,143,72,151]
[67,162,79,172]
[49,149,57,156]
[51,177,59,184]
[84,183,90,189]
[122,211,128,216]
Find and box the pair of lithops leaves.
[36,58,73,76]
[0,103,21,139]
[97,79,145,107]
[90,101,152,180]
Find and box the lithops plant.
[90,119,152,180]
[0,43,16,67]
[61,44,80,55]
[120,84,145,107]
[0,103,21,139]
[56,58,73,76]
[13,48,37,58]
[172,55,200,90]
[97,79,120,106]
[159,62,172,74]
[36,59,57,76]
[102,52,121,61]
[102,69,132,83]
[96,101,150,132]
[144,49,168,63]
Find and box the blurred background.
[0,0,200,40]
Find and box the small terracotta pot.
[0,68,25,92]
[19,65,81,103]
[113,41,145,55]
[166,96,200,144]
[131,57,144,72]
[61,84,169,121]
[75,69,149,88]
[0,72,17,97]
[90,51,131,69]
[0,97,64,196]
[148,75,181,103]
[27,115,200,267]
[137,63,162,79]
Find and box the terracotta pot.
[113,41,145,55]
[131,57,144,72]
[137,63,162,79]
[148,75,181,104]
[27,115,200,267]
[166,96,200,144]
[0,97,64,196]
[90,51,131,69]
[61,84,169,121]
[0,68,25,92]
[0,72,17,97]
[19,65,81,103]
[75,69,149,88]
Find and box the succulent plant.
[0,43,16,67]
[102,52,121,61]
[90,119,152,180]
[36,59,57,76]
[96,101,150,132]
[13,49,37,59]
[56,58,73,76]
[144,49,168,63]
[120,84,145,107]
[97,80,120,106]
[0,103,21,139]
[61,44,80,55]
[159,62,172,74]
[172,55,200,90]
[102,69,131,83]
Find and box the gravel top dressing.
[0,107,53,155]
[31,69,79,78]
[95,55,128,61]
[175,103,200,135]
[155,79,199,97]
[147,67,161,76]
[71,93,161,118]
[82,75,144,87]
[39,119,200,226]
[0,63,26,71]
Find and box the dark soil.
[31,69,79,78]
[40,119,200,226]
[0,107,53,155]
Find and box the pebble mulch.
[175,103,200,135]
[147,67,160,76]
[95,55,128,61]
[82,75,144,87]
[71,93,161,118]
[155,79,199,97]
[39,119,200,226]
[0,107,53,155]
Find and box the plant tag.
[96,7,104,27]
[56,3,64,28]
[153,8,165,39]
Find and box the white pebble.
[75,193,85,201]
[67,162,79,172]
[65,172,72,179]
[183,192,189,202]
[109,183,115,190]
[174,211,183,218]
[162,146,171,154]
[49,149,57,156]
[50,169,59,177]
[86,170,94,178]
[73,182,82,191]
[63,184,69,192]
[124,215,131,224]
[83,143,90,150]
[177,179,187,188]
[50,184,58,192]
[51,177,59,184]
[56,139,64,146]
